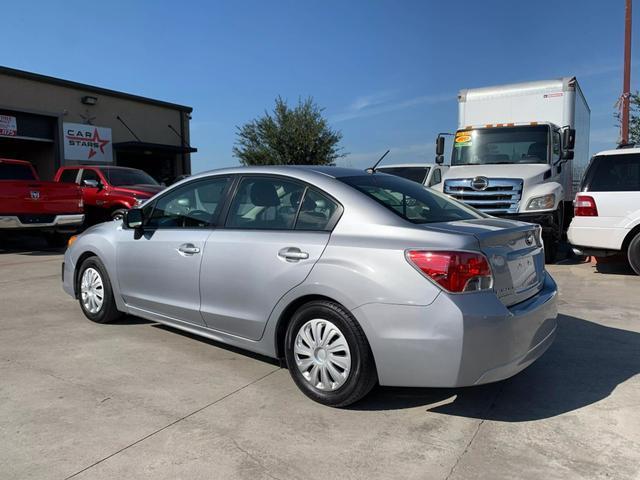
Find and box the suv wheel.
[627,232,640,275]
[284,300,377,407]
[77,256,123,323]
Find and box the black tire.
[76,256,123,323]
[627,232,640,275]
[284,300,377,407]
[544,234,558,264]
[110,209,127,221]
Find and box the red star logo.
[87,128,110,159]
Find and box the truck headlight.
[526,194,555,210]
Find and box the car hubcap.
[80,267,104,314]
[294,319,351,391]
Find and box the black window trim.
[220,173,344,233]
[141,175,235,231]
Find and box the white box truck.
[433,77,590,261]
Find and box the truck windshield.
[376,166,430,184]
[451,126,549,166]
[102,168,158,186]
[0,162,36,180]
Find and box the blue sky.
[3,0,638,173]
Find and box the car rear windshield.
[0,162,35,180]
[376,166,430,184]
[583,153,640,192]
[102,168,158,186]
[339,174,482,224]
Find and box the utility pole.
[621,0,633,146]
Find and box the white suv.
[567,147,640,274]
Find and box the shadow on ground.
[0,234,65,255]
[351,314,640,420]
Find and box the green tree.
[233,97,345,165]
[615,91,640,145]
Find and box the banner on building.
[0,115,17,137]
[63,122,113,162]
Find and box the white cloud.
[331,91,454,123]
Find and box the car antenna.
[366,149,390,174]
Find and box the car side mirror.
[562,128,576,150]
[82,179,99,188]
[125,208,144,229]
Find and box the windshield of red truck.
[103,168,158,186]
[0,162,36,180]
[451,126,549,166]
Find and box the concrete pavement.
[0,239,638,479]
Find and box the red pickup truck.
[0,158,84,246]
[54,165,164,223]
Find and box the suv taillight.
[406,250,493,293]
[574,195,598,216]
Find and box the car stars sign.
[63,122,113,162]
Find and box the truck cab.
[433,78,590,262]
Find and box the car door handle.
[278,247,309,261]
[177,243,200,255]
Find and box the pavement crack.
[63,367,281,479]
[230,438,289,480]
[444,383,505,480]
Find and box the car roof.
[191,165,368,180]
[0,158,31,165]
[594,147,640,157]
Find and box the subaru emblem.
[525,232,534,246]
[471,176,489,191]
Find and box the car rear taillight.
[406,250,493,293]
[574,195,598,216]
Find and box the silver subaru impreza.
[62,166,557,407]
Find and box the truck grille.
[444,178,523,214]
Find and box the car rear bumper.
[567,224,626,252]
[353,272,558,387]
[0,214,84,230]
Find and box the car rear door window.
[294,189,339,231]
[585,154,640,192]
[226,177,306,230]
[59,169,79,183]
[0,162,35,180]
[146,176,231,229]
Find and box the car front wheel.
[284,300,377,407]
[77,256,122,323]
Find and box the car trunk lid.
[424,218,545,306]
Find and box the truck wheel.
[110,209,127,221]
[77,256,123,323]
[627,233,640,275]
[284,300,377,407]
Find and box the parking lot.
[1,237,639,480]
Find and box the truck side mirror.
[435,135,445,156]
[124,208,144,229]
[562,128,576,150]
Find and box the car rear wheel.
[77,256,122,323]
[627,232,640,275]
[284,300,377,407]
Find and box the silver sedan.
[62,166,557,407]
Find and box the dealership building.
[0,66,195,182]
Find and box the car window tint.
[59,169,79,183]
[587,154,640,192]
[226,177,305,230]
[147,177,230,229]
[0,163,35,180]
[339,174,481,224]
[295,189,339,231]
